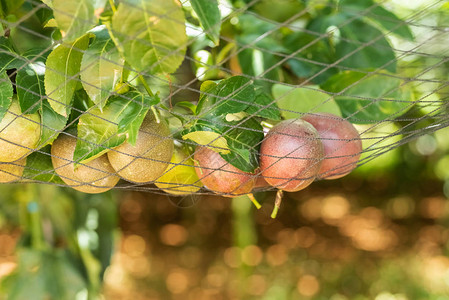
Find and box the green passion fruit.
[0,100,40,162]
[107,115,174,183]
[51,134,120,193]
[155,147,203,195]
[0,158,26,183]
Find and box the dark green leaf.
[0,37,23,71]
[44,34,90,117]
[308,13,397,73]
[112,0,187,74]
[321,71,411,123]
[183,116,263,172]
[339,0,414,40]
[189,0,221,45]
[196,76,256,117]
[0,71,13,121]
[39,99,68,147]
[80,27,123,110]
[245,87,281,120]
[283,31,338,84]
[52,0,96,42]
[220,118,263,172]
[16,49,49,114]
[74,91,155,163]
[22,145,64,184]
[0,0,24,15]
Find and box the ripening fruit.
[260,119,324,192]
[154,147,203,195]
[194,146,255,197]
[0,158,26,183]
[0,100,40,162]
[302,113,362,179]
[51,134,120,193]
[107,115,174,183]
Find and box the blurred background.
[1,126,449,299]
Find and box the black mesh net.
[0,0,447,199]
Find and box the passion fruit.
[107,115,174,183]
[194,146,255,197]
[302,113,362,179]
[51,134,120,193]
[260,119,324,192]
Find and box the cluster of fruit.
[195,113,363,197]
[0,99,362,198]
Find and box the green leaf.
[44,34,90,117]
[5,249,87,300]
[189,0,221,45]
[283,31,338,84]
[0,71,13,121]
[175,101,197,114]
[112,0,187,74]
[23,145,64,184]
[117,93,158,145]
[272,84,341,119]
[308,13,397,73]
[16,49,49,114]
[236,15,286,83]
[339,0,414,40]
[183,117,263,172]
[220,118,263,172]
[321,71,411,123]
[196,76,256,117]
[80,27,123,110]
[39,99,68,147]
[245,87,281,120]
[74,91,155,163]
[0,37,24,71]
[52,0,96,42]
[0,0,24,15]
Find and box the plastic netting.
[0,0,447,198]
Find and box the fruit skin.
[194,146,255,197]
[155,147,203,195]
[0,100,40,162]
[0,158,26,183]
[260,119,324,192]
[52,134,119,193]
[302,113,362,179]
[107,115,174,183]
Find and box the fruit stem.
[151,105,161,124]
[108,0,117,12]
[261,121,274,129]
[247,193,261,209]
[270,189,284,219]
[138,75,155,98]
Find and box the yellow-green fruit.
[107,116,174,183]
[0,158,26,183]
[0,100,40,162]
[155,147,203,195]
[51,134,120,193]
